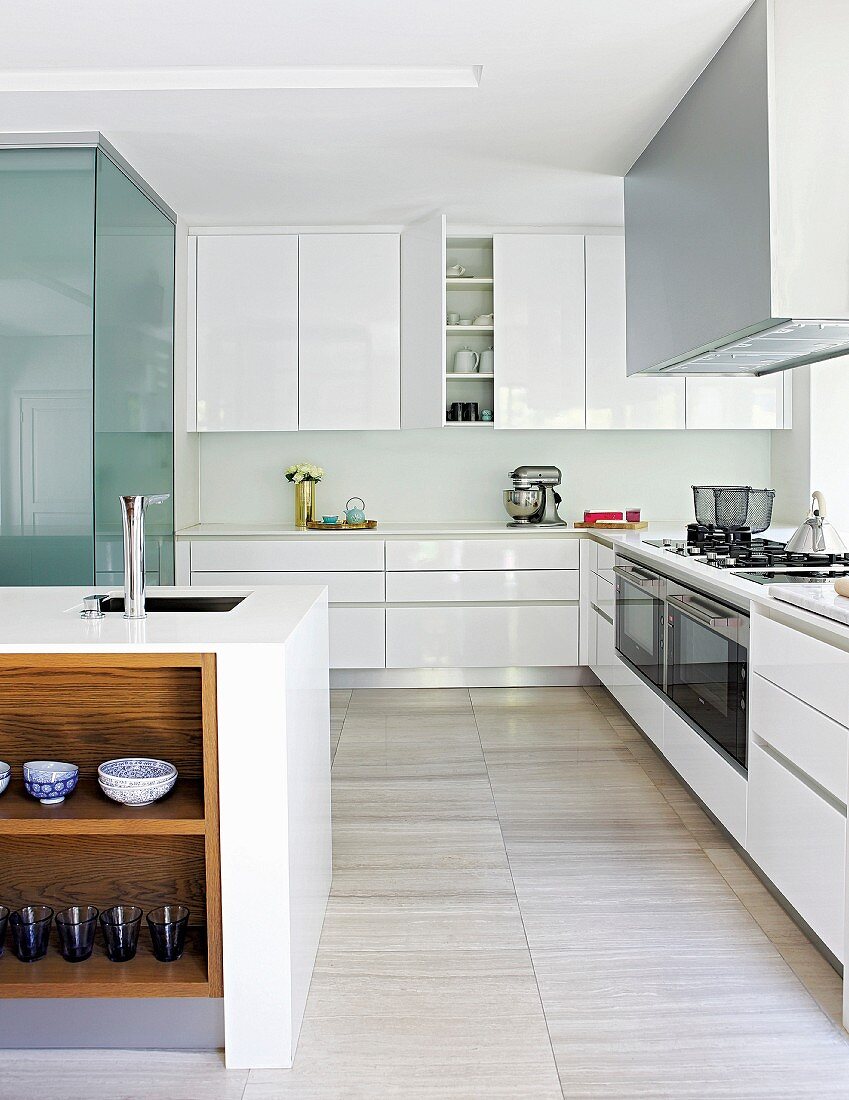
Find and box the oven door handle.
[613,565,664,594]
[667,592,743,630]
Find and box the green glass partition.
[0,149,96,584]
[93,152,175,586]
[0,143,174,588]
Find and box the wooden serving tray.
[573,520,649,530]
[305,520,378,531]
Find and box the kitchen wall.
[196,429,772,526]
[770,355,849,533]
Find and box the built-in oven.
[665,581,749,770]
[613,558,667,690]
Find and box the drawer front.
[386,605,578,668]
[750,673,848,803]
[190,539,384,572]
[593,610,621,688]
[752,613,849,726]
[663,707,747,844]
[191,570,385,604]
[595,542,616,573]
[385,538,579,572]
[748,741,845,959]
[590,573,615,619]
[329,607,385,669]
[385,569,579,604]
[609,667,664,750]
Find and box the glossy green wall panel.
[92,152,175,586]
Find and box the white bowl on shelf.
[97,758,178,807]
[0,761,9,796]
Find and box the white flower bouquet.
[285,463,324,484]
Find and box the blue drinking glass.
[10,905,54,962]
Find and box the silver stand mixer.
[503,466,567,528]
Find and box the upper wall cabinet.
[494,234,586,429]
[685,374,791,429]
[585,236,685,430]
[194,234,299,432]
[298,234,401,431]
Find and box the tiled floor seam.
[470,688,568,1100]
[595,687,846,1035]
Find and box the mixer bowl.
[503,488,543,522]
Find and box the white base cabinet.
[747,740,845,959]
[330,607,386,669]
[663,708,747,844]
[386,605,578,668]
[188,535,581,674]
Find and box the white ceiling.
[1,0,751,226]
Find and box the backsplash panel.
[198,429,772,525]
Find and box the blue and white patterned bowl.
[97,758,177,807]
[23,760,79,805]
[0,762,10,797]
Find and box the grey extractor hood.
[625,0,849,377]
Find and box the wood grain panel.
[0,930,209,998]
[201,654,224,997]
[0,835,207,915]
[0,781,205,835]
[0,658,203,777]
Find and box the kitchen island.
[0,585,331,1070]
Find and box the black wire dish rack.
[692,485,776,533]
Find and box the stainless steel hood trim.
[646,319,849,378]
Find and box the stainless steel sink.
[95,595,245,614]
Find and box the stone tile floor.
[2,686,847,1098]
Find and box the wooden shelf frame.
[0,652,222,999]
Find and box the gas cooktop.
[644,523,849,581]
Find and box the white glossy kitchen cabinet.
[386,538,579,571]
[685,374,791,429]
[190,538,384,573]
[585,236,685,429]
[191,570,385,604]
[386,605,579,668]
[330,608,386,669]
[298,234,401,430]
[400,213,446,428]
[493,234,586,429]
[751,612,849,727]
[748,740,845,959]
[750,672,848,803]
[386,569,579,604]
[194,235,299,432]
[663,707,747,844]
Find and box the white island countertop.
[0,584,326,652]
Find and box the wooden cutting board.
[573,521,649,530]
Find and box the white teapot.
[453,347,479,374]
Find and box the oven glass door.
[614,570,664,689]
[666,595,747,768]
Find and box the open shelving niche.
[444,236,494,426]
[0,652,222,999]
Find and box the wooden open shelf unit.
[0,652,222,998]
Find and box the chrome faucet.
[119,494,169,619]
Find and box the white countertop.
[0,585,327,652]
[176,520,680,540]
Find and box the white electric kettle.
[785,491,849,555]
[453,347,479,374]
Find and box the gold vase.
[294,480,316,528]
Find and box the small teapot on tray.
[344,497,367,524]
